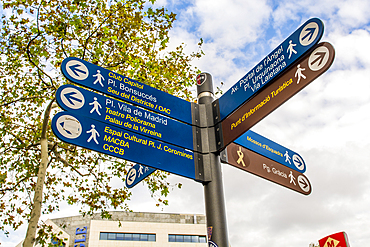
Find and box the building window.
[168,234,207,243]
[100,232,156,242]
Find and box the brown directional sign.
[221,143,311,195]
[221,42,335,148]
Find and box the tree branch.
[25,2,55,90]
[0,176,32,193]
[52,149,89,177]
[0,96,41,108]
[81,5,126,60]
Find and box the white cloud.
[5,0,370,246]
[189,0,272,47]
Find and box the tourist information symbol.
[126,164,156,189]
[61,57,193,124]
[220,42,335,148]
[56,84,195,151]
[215,18,324,122]
[221,143,311,195]
[51,111,206,181]
[234,130,306,173]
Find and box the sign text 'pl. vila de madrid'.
[56,84,195,151]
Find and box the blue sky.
[5,0,370,246]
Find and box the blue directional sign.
[125,164,156,189]
[56,84,194,150]
[61,57,193,124]
[217,18,324,121]
[52,111,198,180]
[234,130,306,173]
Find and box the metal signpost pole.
[197,73,229,247]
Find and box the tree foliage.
[0,0,202,243]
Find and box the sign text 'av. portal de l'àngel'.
[220,42,335,148]
[215,18,324,122]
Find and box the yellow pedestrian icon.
[236,146,246,167]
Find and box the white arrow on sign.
[292,154,305,171]
[126,169,137,186]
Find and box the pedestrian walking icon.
[237,146,246,167]
[89,97,102,115]
[284,151,291,164]
[138,165,144,177]
[289,171,296,185]
[287,40,297,59]
[295,64,306,84]
[93,70,105,87]
[86,124,100,144]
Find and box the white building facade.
[17,211,208,247]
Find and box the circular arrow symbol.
[60,87,85,109]
[56,115,82,139]
[298,175,310,193]
[292,154,305,171]
[308,46,330,71]
[126,168,137,186]
[299,22,319,46]
[66,60,89,80]
[208,241,219,247]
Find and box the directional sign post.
[220,42,335,148]
[56,84,195,151]
[215,18,324,122]
[52,17,336,247]
[61,57,194,124]
[221,143,311,195]
[126,164,156,189]
[51,111,208,182]
[197,75,229,247]
[234,130,306,173]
